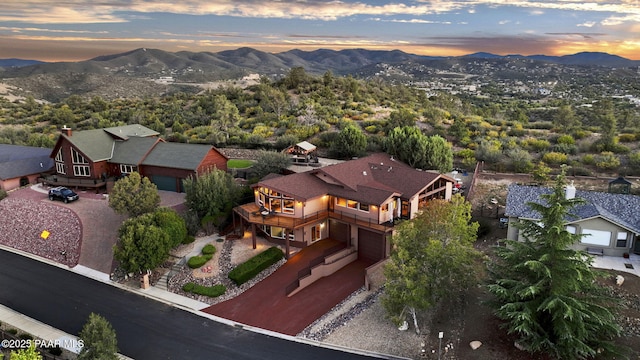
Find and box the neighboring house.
[234,153,455,263]
[0,144,53,191]
[49,125,228,192]
[505,183,640,257]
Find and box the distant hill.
[0,58,46,68]
[1,47,638,102]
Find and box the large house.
[0,144,54,191]
[233,153,455,263]
[505,183,640,257]
[49,125,228,192]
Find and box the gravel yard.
[0,195,81,267]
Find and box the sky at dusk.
[2,0,639,62]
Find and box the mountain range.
[1,48,638,78]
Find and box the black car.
[48,186,79,203]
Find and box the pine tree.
[488,172,624,359]
[78,313,119,360]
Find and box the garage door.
[358,228,385,262]
[152,175,178,192]
[329,220,349,243]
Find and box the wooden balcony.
[234,203,394,233]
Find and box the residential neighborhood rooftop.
[505,184,640,234]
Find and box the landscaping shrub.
[202,244,216,255]
[7,328,18,335]
[182,282,226,297]
[19,333,33,340]
[182,235,195,245]
[0,189,7,201]
[228,247,284,285]
[187,254,213,269]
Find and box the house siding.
[196,148,228,174]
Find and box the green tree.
[383,195,480,334]
[251,151,292,180]
[183,168,241,223]
[386,126,428,168]
[108,172,160,218]
[424,134,453,173]
[506,148,533,173]
[113,213,171,273]
[488,173,623,359]
[9,343,42,360]
[532,161,551,185]
[331,123,367,159]
[475,139,503,164]
[594,100,618,152]
[553,104,577,132]
[78,313,119,360]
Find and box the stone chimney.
[565,181,576,199]
[61,125,72,137]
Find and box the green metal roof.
[142,142,212,170]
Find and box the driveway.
[3,185,185,274]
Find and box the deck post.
[285,229,290,260]
[251,223,257,249]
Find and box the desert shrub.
[569,166,592,176]
[629,152,640,167]
[542,152,568,165]
[7,328,18,335]
[228,246,284,285]
[202,244,216,255]
[572,129,590,140]
[618,133,636,142]
[552,142,577,155]
[182,283,226,297]
[181,210,201,236]
[526,138,551,152]
[581,154,596,165]
[556,134,575,145]
[187,254,213,269]
[0,189,7,201]
[595,152,620,170]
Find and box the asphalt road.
[0,250,377,360]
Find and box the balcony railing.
[234,203,394,232]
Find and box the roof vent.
[363,171,367,176]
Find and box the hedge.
[182,282,226,297]
[228,246,284,285]
[202,244,216,255]
[187,254,213,269]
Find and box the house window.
[56,162,66,175]
[347,200,358,209]
[55,149,64,162]
[381,203,389,212]
[359,203,369,212]
[336,197,346,207]
[311,225,321,242]
[580,229,611,246]
[73,165,90,177]
[566,225,576,234]
[120,164,137,174]
[616,232,628,248]
[269,197,282,213]
[401,200,409,218]
[71,148,88,164]
[283,199,295,214]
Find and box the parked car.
[48,186,79,203]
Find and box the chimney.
[61,125,72,137]
[565,181,576,199]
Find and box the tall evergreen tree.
[488,172,623,359]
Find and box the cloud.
[577,21,597,28]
